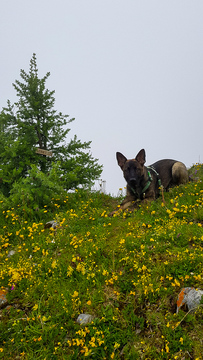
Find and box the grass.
[0,163,203,359]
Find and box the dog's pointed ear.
[135,149,146,165]
[116,152,127,170]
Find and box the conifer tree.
[0,54,102,196]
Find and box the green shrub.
[8,163,66,219]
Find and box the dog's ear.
[135,149,146,165]
[116,152,127,170]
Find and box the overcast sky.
[1,1,203,195]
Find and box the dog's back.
[151,159,188,190]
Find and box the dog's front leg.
[109,195,136,217]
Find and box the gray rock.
[7,250,16,257]
[0,289,8,309]
[177,287,203,313]
[76,313,94,325]
[44,220,59,229]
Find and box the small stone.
[177,287,203,313]
[76,313,94,325]
[44,220,59,229]
[0,289,8,309]
[7,250,16,257]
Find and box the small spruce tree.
[0,54,102,196]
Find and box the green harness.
[130,166,162,199]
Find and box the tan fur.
[172,162,189,185]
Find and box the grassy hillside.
[0,164,203,359]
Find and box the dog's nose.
[129,178,136,184]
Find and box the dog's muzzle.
[129,178,137,186]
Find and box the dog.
[109,149,188,216]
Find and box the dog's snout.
[129,177,137,186]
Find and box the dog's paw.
[108,207,122,217]
[108,210,116,217]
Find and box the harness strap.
[142,166,162,198]
[147,166,162,189]
[129,166,162,199]
[142,170,152,194]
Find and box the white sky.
[1,1,203,195]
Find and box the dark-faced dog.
[109,149,189,216]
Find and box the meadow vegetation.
[0,163,203,359]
